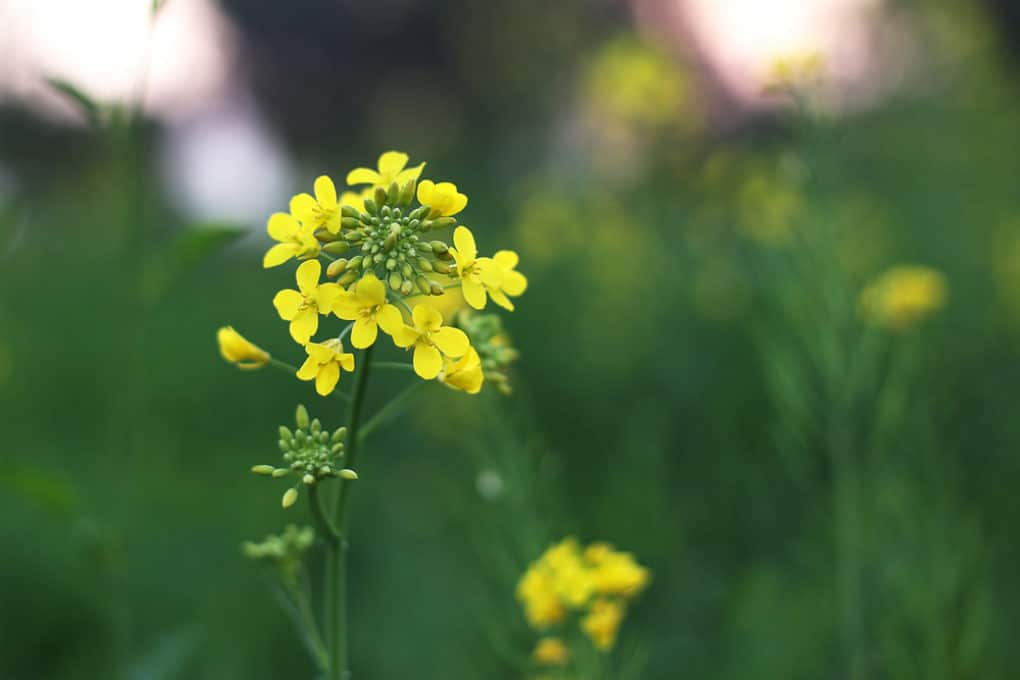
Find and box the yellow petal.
[502,270,528,297]
[357,273,387,307]
[351,318,378,349]
[273,289,304,320]
[288,194,317,226]
[378,150,409,176]
[413,343,443,379]
[315,362,340,395]
[296,356,320,380]
[431,327,469,357]
[290,309,318,344]
[375,304,404,337]
[390,325,419,348]
[267,212,299,242]
[306,342,335,363]
[315,282,343,311]
[346,167,380,186]
[295,260,321,295]
[412,304,443,331]
[314,175,337,206]
[263,243,298,268]
[462,279,487,310]
[477,258,504,288]
[340,353,356,372]
[395,162,425,184]
[332,292,362,320]
[488,287,514,311]
[453,226,477,262]
[447,191,467,216]
[493,249,519,270]
[416,179,435,207]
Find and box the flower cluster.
[252,150,526,395]
[242,524,315,588]
[516,538,650,666]
[859,265,947,331]
[250,405,356,509]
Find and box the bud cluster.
[242,524,315,587]
[456,310,520,394]
[322,179,455,297]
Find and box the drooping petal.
[306,343,335,363]
[378,151,409,176]
[295,260,322,295]
[462,279,487,310]
[351,318,378,349]
[339,353,356,372]
[412,304,443,331]
[267,212,299,241]
[273,289,304,319]
[375,304,404,337]
[453,226,477,262]
[289,195,318,226]
[413,343,443,379]
[432,327,470,357]
[346,168,380,186]
[488,287,515,311]
[314,175,337,207]
[315,362,340,396]
[357,273,387,307]
[297,356,320,380]
[264,243,299,268]
[502,269,528,296]
[290,309,318,344]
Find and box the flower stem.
[358,381,426,444]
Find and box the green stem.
[286,579,329,671]
[831,428,865,680]
[371,361,413,372]
[358,381,426,444]
[309,485,340,542]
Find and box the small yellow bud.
[282,488,298,508]
[339,469,358,480]
[251,465,274,475]
[217,326,270,370]
[327,259,348,278]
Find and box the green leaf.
[45,77,101,127]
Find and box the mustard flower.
[332,273,404,349]
[217,326,270,369]
[486,250,528,311]
[263,212,320,268]
[517,566,567,628]
[391,304,471,379]
[859,265,947,331]
[416,180,467,217]
[290,175,342,234]
[449,226,502,310]
[297,339,355,396]
[532,638,569,666]
[439,346,484,394]
[581,599,625,651]
[586,544,650,598]
[272,260,343,344]
[345,150,425,189]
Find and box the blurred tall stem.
[831,428,866,680]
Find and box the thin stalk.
[358,381,426,443]
[831,426,865,680]
[370,361,413,372]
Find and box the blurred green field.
[4,0,1020,678]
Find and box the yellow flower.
[439,346,484,394]
[859,265,947,330]
[532,638,570,666]
[516,566,566,628]
[587,546,650,599]
[272,260,343,344]
[332,273,404,349]
[340,187,373,213]
[542,538,594,608]
[486,250,527,311]
[217,326,270,369]
[390,304,471,379]
[581,599,625,651]
[449,226,502,310]
[297,339,355,396]
[416,180,468,217]
[290,175,342,234]
[345,150,425,189]
[263,212,320,268]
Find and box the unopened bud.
[339,469,358,480]
[363,198,378,215]
[399,179,416,205]
[432,217,456,230]
[282,488,298,508]
[251,465,275,475]
[430,241,449,255]
[374,186,387,208]
[389,271,403,291]
[433,261,452,275]
[341,205,360,219]
[400,280,414,295]
[338,270,358,286]
[327,259,348,278]
[295,404,309,429]
[315,229,335,243]
[302,474,315,485]
[416,275,431,295]
[417,258,433,272]
[386,258,397,271]
[332,427,347,442]
[341,216,361,230]
[279,426,293,441]
[347,255,363,270]
[429,280,445,296]
[409,205,430,221]
[272,468,290,478]
[387,181,400,205]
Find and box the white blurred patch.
[476,469,505,501]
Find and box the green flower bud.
[429,280,445,296]
[363,198,378,215]
[386,258,398,271]
[416,275,431,295]
[332,427,347,442]
[331,443,344,456]
[341,216,361,230]
[339,469,358,480]
[279,426,293,441]
[431,217,457,230]
[282,488,298,508]
[417,258,433,272]
[314,228,336,243]
[374,186,387,208]
[310,418,321,434]
[302,474,316,485]
[341,205,360,219]
[326,258,348,278]
[387,181,400,205]
[273,468,290,478]
[338,270,358,286]
[251,464,275,475]
[389,271,403,291]
[409,205,430,221]
[347,255,363,270]
[399,179,416,205]
[278,439,290,451]
[408,218,422,231]
[433,261,452,275]
[344,230,364,242]
[295,404,309,429]
[373,253,385,264]
[430,241,449,255]
[400,280,414,296]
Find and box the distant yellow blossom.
[290,175,342,234]
[273,260,343,344]
[581,599,625,651]
[263,212,320,268]
[297,339,355,396]
[417,180,467,217]
[439,346,484,394]
[532,637,570,666]
[217,326,270,369]
[332,273,404,349]
[486,250,527,311]
[859,265,947,330]
[390,304,471,379]
[517,566,566,628]
[346,150,425,189]
[449,226,502,310]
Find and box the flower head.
[416,180,467,218]
[290,175,342,234]
[859,265,947,330]
[439,346,484,394]
[263,212,320,268]
[391,304,470,379]
[297,338,356,396]
[532,638,570,666]
[217,326,270,369]
[581,599,625,651]
[332,274,404,349]
[273,260,343,344]
[486,250,528,311]
[449,226,502,310]
[346,151,425,190]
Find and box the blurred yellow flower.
[587,545,650,598]
[581,599,625,651]
[332,273,404,349]
[486,250,527,311]
[859,265,947,330]
[290,175,342,234]
[273,260,343,344]
[417,180,468,217]
[439,346,484,394]
[217,326,270,369]
[346,150,425,189]
[449,226,502,310]
[532,637,569,666]
[263,212,320,268]
[390,304,471,379]
[297,339,355,396]
[517,566,567,628]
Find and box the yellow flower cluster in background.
[218,150,527,397]
[859,265,947,331]
[517,537,650,667]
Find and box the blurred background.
[3,0,1020,677]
